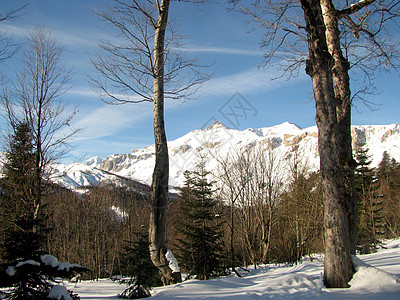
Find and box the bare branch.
[0,4,28,63]
[90,0,210,104]
[0,4,28,22]
[233,0,308,78]
[235,0,400,104]
[338,0,377,18]
[2,26,80,166]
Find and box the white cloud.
[1,24,106,50]
[199,67,300,97]
[1,24,27,38]
[67,87,147,104]
[70,102,153,141]
[67,87,98,98]
[177,45,261,56]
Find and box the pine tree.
[0,122,83,299]
[119,230,162,299]
[375,152,399,238]
[377,151,391,181]
[0,122,36,225]
[377,151,398,182]
[354,142,381,254]
[176,161,227,280]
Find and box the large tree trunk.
[321,0,358,255]
[300,0,354,288]
[261,208,273,263]
[149,0,182,285]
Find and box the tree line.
[4,141,399,281]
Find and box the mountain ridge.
[50,122,400,191]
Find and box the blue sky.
[1,0,399,163]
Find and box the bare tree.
[214,148,244,276]
[298,0,355,287]
[90,0,209,285]
[215,144,282,269]
[320,0,400,254]
[300,0,400,287]
[231,0,400,287]
[282,146,323,263]
[2,26,80,231]
[256,146,283,263]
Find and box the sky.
[0,0,399,163]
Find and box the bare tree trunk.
[149,0,181,285]
[300,0,354,288]
[261,208,272,263]
[91,2,210,284]
[33,102,43,234]
[321,0,358,255]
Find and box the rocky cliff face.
[93,122,400,189]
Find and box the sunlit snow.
[62,239,400,299]
[47,123,400,192]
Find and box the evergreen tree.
[354,142,381,254]
[0,122,36,226]
[119,230,162,299]
[0,122,35,261]
[377,151,398,182]
[375,152,399,238]
[176,161,227,280]
[377,151,391,181]
[0,122,83,299]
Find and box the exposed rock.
[381,124,400,142]
[43,123,400,192]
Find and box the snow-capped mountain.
[50,122,400,191]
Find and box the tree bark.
[321,0,358,255]
[149,0,182,285]
[300,0,354,288]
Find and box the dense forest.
[2,144,398,283]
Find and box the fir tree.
[0,122,36,227]
[176,161,227,280]
[119,230,162,299]
[377,151,391,181]
[354,142,382,254]
[0,122,83,299]
[377,151,398,182]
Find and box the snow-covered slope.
[65,238,400,299]
[50,122,400,191]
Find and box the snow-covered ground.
[65,239,400,299]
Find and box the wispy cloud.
[69,102,153,142]
[177,45,261,56]
[67,86,147,104]
[67,87,98,98]
[199,67,304,98]
[1,24,103,50]
[1,24,27,38]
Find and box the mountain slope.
[51,122,400,191]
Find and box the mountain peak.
[84,156,103,168]
[205,120,226,130]
[47,123,400,192]
[278,122,302,130]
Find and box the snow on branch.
[338,0,376,18]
